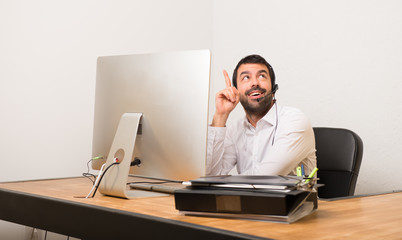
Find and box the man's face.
[236,63,273,114]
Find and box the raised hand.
[212,70,240,127]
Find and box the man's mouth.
[247,89,266,100]
[249,91,263,97]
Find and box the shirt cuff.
[208,125,226,141]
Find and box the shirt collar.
[242,103,278,128]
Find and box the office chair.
[313,127,363,199]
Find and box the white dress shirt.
[206,104,316,176]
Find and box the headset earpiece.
[272,84,279,94]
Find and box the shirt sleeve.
[240,110,316,176]
[205,125,237,176]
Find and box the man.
[206,54,316,176]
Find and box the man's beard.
[240,87,274,116]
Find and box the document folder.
[174,175,317,223]
[188,175,301,187]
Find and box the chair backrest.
[313,127,363,198]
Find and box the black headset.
[271,83,279,95]
[266,63,278,95]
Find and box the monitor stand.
[98,113,167,199]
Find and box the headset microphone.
[256,84,279,102]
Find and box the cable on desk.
[85,163,106,198]
[84,160,120,198]
[91,161,120,198]
[82,159,97,184]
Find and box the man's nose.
[250,76,259,87]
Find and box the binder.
[174,175,317,223]
[188,175,302,187]
[186,175,302,192]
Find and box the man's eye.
[243,76,249,80]
[259,74,267,79]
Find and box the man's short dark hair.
[232,54,276,89]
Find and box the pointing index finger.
[223,70,232,88]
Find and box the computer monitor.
[91,49,211,198]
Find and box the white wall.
[0,0,213,182]
[210,0,402,195]
[0,0,213,237]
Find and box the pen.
[305,167,318,183]
[296,166,302,177]
[301,164,305,176]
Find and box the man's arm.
[205,126,237,176]
[211,70,239,127]
[206,70,240,175]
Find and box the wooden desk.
[1,177,402,239]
